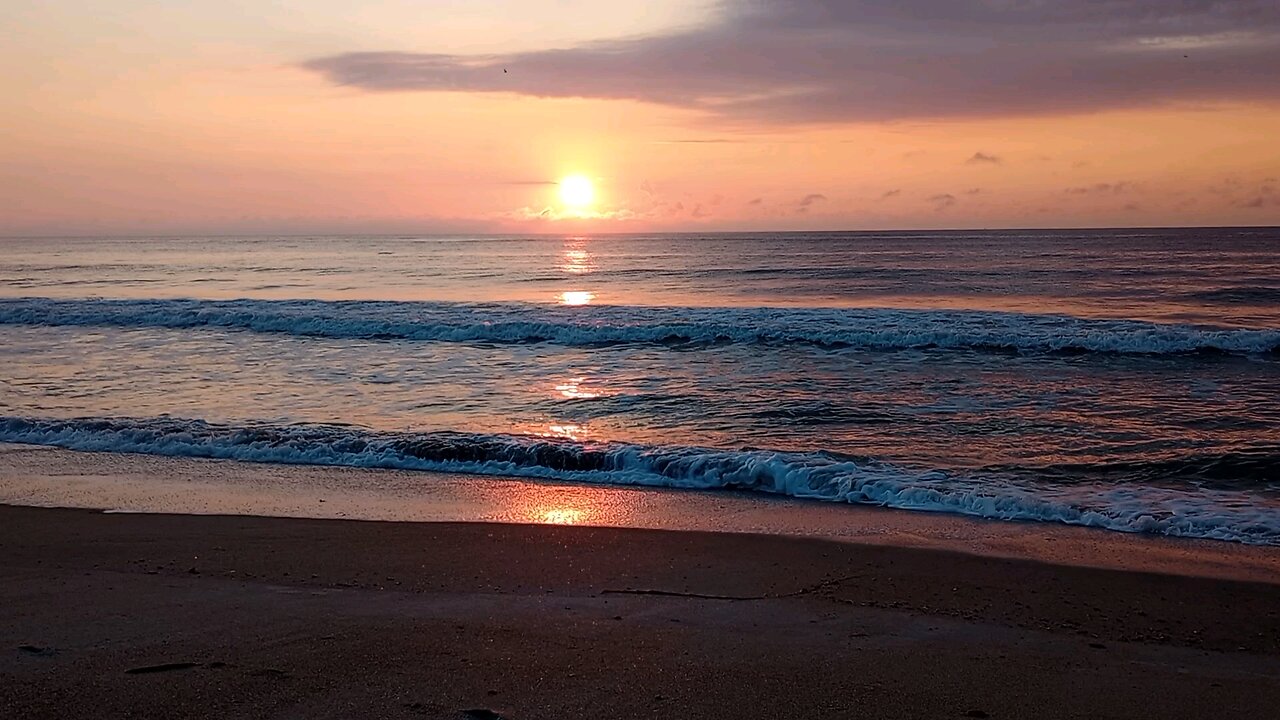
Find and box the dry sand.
[2,504,1279,719]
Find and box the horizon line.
[2,224,1278,241]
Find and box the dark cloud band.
[303,0,1280,122]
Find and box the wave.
[1,297,1277,356]
[2,415,1278,545]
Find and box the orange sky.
[2,1,1279,235]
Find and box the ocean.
[2,229,1279,544]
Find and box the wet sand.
[2,504,1279,719]
[4,444,1279,583]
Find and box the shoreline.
[2,443,1280,584]
[3,504,1279,718]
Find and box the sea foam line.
[2,415,1277,545]
[1,297,1278,355]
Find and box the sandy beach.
[3,492,1279,718]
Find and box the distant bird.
[503,68,508,73]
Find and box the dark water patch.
[1188,286,1280,305]
[996,450,1280,491]
[748,403,897,425]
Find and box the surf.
[4,414,1278,546]
[2,297,1277,356]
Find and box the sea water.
[2,229,1278,543]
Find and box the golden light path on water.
[558,237,597,306]
[559,290,595,305]
[555,378,600,400]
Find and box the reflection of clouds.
[559,290,595,305]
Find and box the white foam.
[3,415,1277,545]
[1,297,1277,355]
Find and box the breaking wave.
[3,415,1278,545]
[1,297,1277,356]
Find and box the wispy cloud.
[928,193,957,209]
[794,193,828,214]
[965,152,1001,166]
[1065,182,1132,194]
[1239,196,1276,207]
[1237,181,1278,208]
[302,1,1280,123]
[651,139,738,144]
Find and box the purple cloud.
[302,0,1280,123]
[928,193,958,209]
[1065,182,1132,194]
[966,152,1001,165]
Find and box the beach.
[3,453,1279,719]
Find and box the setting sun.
[558,175,595,209]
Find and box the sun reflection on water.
[558,237,596,304]
[545,423,588,441]
[559,290,595,305]
[554,377,601,399]
[490,482,648,528]
[559,237,595,274]
[561,251,594,275]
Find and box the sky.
[2,0,1279,235]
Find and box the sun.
[559,175,595,209]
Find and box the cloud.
[652,138,738,144]
[1210,177,1277,207]
[301,1,1280,123]
[1064,181,1132,194]
[965,152,1001,165]
[510,205,641,222]
[928,193,957,209]
[793,193,828,214]
[1238,195,1278,208]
